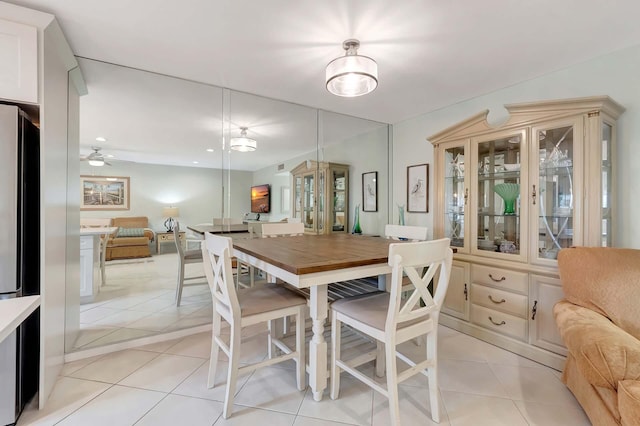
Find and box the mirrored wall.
[69,58,390,353]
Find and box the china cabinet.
[429,96,624,369]
[291,160,349,234]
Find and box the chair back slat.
[261,222,304,237]
[385,224,428,241]
[174,222,185,258]
[386,238,452,329]
[203,233,240,318]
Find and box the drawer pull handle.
[531,300,538,320]
[488,295,506,304]
[488,274,506,282]
[488,316,506,326]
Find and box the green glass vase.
[352,204,362,234]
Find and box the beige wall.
[79,161,252,230]
[392,43,640,248]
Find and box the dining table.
[187,223,249,235]
[232,233,398,401]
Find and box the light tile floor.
[20,324,591,426]
[72,253,212,351]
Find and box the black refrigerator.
[0,104,40,426]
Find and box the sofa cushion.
[117,227,146,237]
[619,380,640,426]
[557,247,640,339]
[554,300,640,391]
[108,236,150,247]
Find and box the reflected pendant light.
[230,127,257,152]
[326,39,378,97]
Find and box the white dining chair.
[185,222,211,250]
[261,222,304,237]
[174,222,207,306]
[325,225,429,304]
[330,238,453,425]
[202,233,307,419]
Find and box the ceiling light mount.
[230,127,257,152]
[326,39,378,98]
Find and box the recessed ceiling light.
[105,154,114,158]
[96,136,107,142]
[193,161,199,164]
[206,148,214,152]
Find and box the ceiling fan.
[81,146,111,167]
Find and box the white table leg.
[100,237,107,286]
[309,284,328,401]
[378,273,391,291]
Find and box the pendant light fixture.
[230,127,257,152]
[326,39,378,97]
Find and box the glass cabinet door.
[474,131,525,258]
[294,176,302,221]
[318,170,324,233]
[601,123,613,247]
[533,123,576,261]
[303,173,315,232]
[444,144,467,249]
[332,169,347,232]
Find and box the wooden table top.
[232,233,399,275]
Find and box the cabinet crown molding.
[428,96,625,146]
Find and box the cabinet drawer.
[471,304,527,341]
[158,233,172,241]
[471,265,527,293]
[471,284,528,318]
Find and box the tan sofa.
[106,216,154,261]
[554,247,640,426]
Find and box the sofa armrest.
[619,380,640,426]
[554,300,640,391]
[143,228,155,242]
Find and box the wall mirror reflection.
[70,58,390,354]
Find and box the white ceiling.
[8,0,640,168]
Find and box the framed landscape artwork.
[362,171,378,212]
[80,176,130,211]
[407,164,428,213]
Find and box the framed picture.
[281,186,290,213]
[80,176,130,211]
[362,171,378,212]
[407,164,428,213]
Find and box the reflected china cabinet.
[291,160,349,234]
[429,96,624,369]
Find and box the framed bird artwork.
[407,164,428,212]
[362,171,377,211]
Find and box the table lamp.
[162,206,179,232]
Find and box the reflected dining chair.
[202,233,307,419]
[330,238,453,425]
[260,222,304,238]
[174,222,206,306]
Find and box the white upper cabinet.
[0,18,37,103]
